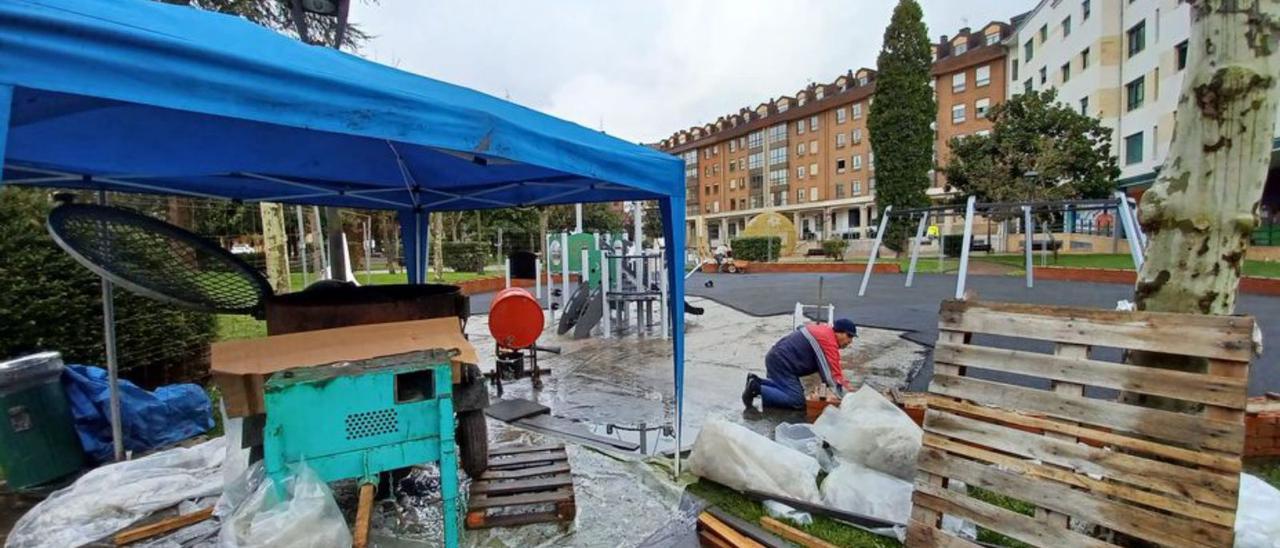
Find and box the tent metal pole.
[97,189,125,462]
[955,196,977,300]
[857,205,891,297]
[1024,206,1034,288]
[905,211,929,288]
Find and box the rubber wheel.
[456,410,489,477]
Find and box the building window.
[1012,59,1020,80]
[976,98,991,118]
[796,188,806,204]
[870,177,876,189]
[1177,40,1189,70]
[1039,66,1047,85]
[954,42,968,55]
[852,103,863,119]
[748,152,763,170]
[729,161,736,173]
[748,131,763,149]
[851,128,863,144]
[853,180,862,195]
[1127,20,1146,58]
[1082,0,1091,20]
[836,158,847,173]
[952,72,967,92]
[1039,24,1047,43]
[976,129,991,137]
[858,76,868,86]
[952,104,966,124]
[1081,47,1090,69]
[769,147,787,165]
[1063,16,1072,37]
[796,120,805,135]
[1079,96,1089,115]
[836,133,848,148]
[810,163,819,176]
[1061,62,1071,83]
[809,116,819,131]
[836,183,846,198]
[836,108,847,123]
[810,187,818,202]
[1126,76,1145,111]
[1124,131,1144,165]
[852,154,863,170]
[1024,78,1033,93]
[769,168,788,189]
[729,140,736,153]
[985,32,1000,46]
[976,65,991,87]
[1024,39,1034,62]
[797,142,807,156]
[809,139,817,152]
[797,165,806,179]
[768,123,787,142]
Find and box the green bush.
[821,239,847,261]
[0,188,216,389]
[731,236,782,262]
[442,241,488,274]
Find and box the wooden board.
[466,444,576,529]
[909,299,1252,547]
[113,507,214,546]
[759,517,838,548]
[697,512,764,548]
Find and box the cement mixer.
[486,287,561,397]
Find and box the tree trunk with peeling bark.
[1128,0,1278,407]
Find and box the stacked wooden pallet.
[909,300,1254,547]
[464,444,576,529]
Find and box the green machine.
[263,349,459,547]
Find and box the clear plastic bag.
[762,499,812,526]
[811,386,922,480]
[820,460,912,529]
[1235,473,1280,548]
[218,462,351,548]
[687,418,822,502]
[773,422,837,472]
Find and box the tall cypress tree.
[868,0,935,250]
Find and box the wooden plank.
[922,433,1237,527]
[699,530,734,548]
[468,487,574,510]
[479,463,571,480]
[113,507,214,546]
[488,444,564,457]
[917,447,1234,547]
[697,512,765,548]
[759,517,838,548]
[924,409,1239,509]
[470,476,574,496]
[469,508,571,530]
[933,342,1248,409]
[910,483,1109,548]
[937,299,1254,361]
[486,450,568,469]
[915,329,969,528]
[926,396,1241,472]
[929,373,1244,453]
[353,483,374,548]
[904,520,981,548]
[704,507,789,548]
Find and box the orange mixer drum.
[488,287,544,349]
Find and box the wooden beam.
[113,507,214,546]
[697,512,764,548]
[759,517,838,548]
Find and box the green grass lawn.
[687,480,899,547]
[287,269,491,290]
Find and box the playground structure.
[857,191,1147,297]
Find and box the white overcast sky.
[350,1,1026,144]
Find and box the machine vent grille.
[345,408,399,439]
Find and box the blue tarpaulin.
[0,0,689,469]
[61,365,212,463]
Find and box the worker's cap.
[833,318,858,337]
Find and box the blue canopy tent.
[0,0,689,472]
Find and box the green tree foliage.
[730,237,782,262]
[0,189,215,388]
[868,0,935,250]
[942,89,1119,204]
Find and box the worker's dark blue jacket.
[759,324,844,409]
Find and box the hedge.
[821,239,847,261]
[442,241,488,274]
[731,236,782,262]
[0,188,216,389]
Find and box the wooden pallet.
[909,300,1254,547]
[464,444,576,529]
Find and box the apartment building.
[659,68,881,249]
[931,22,1015,191]
[1006,0,1280,189]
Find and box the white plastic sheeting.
[688,418,822,502]
[820,460,912,534]
[1236,473,1280,548]
[773,422,837,472]
[218,462,351,548]
[811,386,922,480]
[6,438,226,548]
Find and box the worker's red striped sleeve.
[805,323,846,387]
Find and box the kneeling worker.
[742,319,856,410]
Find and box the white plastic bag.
[762,499,812,526]
[774,422,837,472]
[1235,473,1280,548]
[7,438,226,548]
[811,386,922,480]
[821,460,912,528]
[688,418,822,502]
[218,462,352,548]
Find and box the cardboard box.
[212,317,478,417]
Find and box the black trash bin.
[509,251,537,279]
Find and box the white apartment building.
[1007,0,1280,189]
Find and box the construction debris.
[687,419,821,503]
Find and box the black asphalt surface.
[686,271,1280,396]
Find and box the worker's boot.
[741,374,760,409]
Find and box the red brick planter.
[1246,398,1280,457]
[454,274,577,296]
[1031,266,1280,297]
